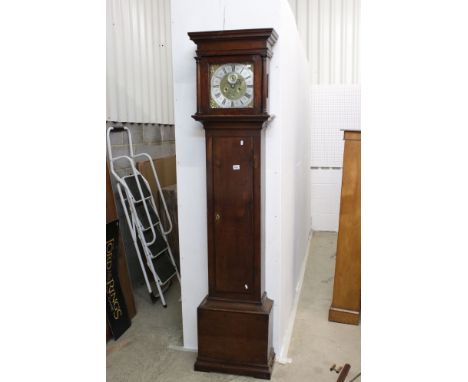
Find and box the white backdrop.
[289,0,360,84]
[106,0,174,124]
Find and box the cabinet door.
[212,136,254,296]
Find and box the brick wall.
[106,121,175,177]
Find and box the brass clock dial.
[210,63,254,108]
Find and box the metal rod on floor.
[348,372,361,382]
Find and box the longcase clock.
[188,28,278,380]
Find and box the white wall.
[288,0,360,84]
[171,0,311,359]
[310,168,342,231]
[276,0,312,358]
[107,0,174,124]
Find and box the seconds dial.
[210,63,254,108]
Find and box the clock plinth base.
[194,294,275,380]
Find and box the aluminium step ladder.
[107,126,180,307]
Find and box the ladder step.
[134,201,160,228]
[122,197,160,228]
[122,174,151,199]
[143,224,168,257]
[123,194,151,203]
[152,250,177,284]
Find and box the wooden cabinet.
[188,29,277,379]
[329,130,361,325]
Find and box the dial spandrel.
[210,63,254,109]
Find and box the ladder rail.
[106,125,135,158]
[133,152,173,235]
[119,182,174,306]
[135,225,169,307]
[164,241,181,284]
[107,126,170,235]
[108,154,158,246]
[107,126,158,246]
[117,184,136,239]
[107,126,134,175]
[125,169,158,246]
[116,184,153,296]
[107,125,179,307]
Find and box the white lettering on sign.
[233,165,240,171]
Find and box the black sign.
[106,220,131,340]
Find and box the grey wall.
[107,121,175,176]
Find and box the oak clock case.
[188,29,278,380]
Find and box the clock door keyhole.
[215,213,221,222]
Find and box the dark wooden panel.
[189,28,277,379]
[188,28,278,58]
[212,136,254,295]
[198,309,268,364]
[195,296,275,379]
[205,127,262,302]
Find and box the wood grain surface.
[189,28,277,379]
[329,131,361,325]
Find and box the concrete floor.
[107,232,361,381]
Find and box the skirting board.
[276,230,313,363]
[168,344,197,352]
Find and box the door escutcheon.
[215,212,221,222]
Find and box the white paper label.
[233,165,240,170]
